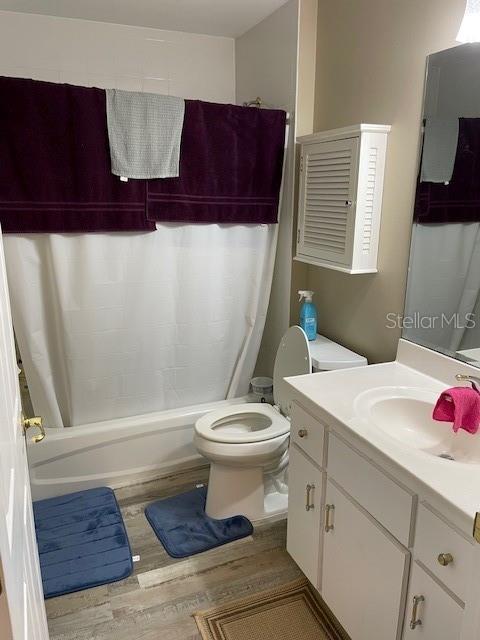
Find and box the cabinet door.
[286,445,323,587]
[403,563,463,640]
[297,137,359,268]
[322,480,409,640]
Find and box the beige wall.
[304,0,465,363]
[236,0,318,376]
[236,0,300,377]
[290,0,317,326]
[296,0,318,138]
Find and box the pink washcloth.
[433,386,480,434]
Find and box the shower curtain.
[404,222,480,353]
[4,223,277,427]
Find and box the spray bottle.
[298,290,317,341]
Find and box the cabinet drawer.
[403,563,463,640]
[415,504,472,602]
[290,402,325,467]
[286,445,324,588]
[328,433,414,546]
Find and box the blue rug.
[33,487,133,599]
[144,486,253,558]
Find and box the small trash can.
[250,376,274,403]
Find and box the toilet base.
[205,462,288,522]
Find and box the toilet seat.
[195,327,311,447]
[195,403,289,444]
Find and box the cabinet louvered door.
[298,137,359,267]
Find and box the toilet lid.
[273,326,311,417]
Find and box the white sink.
[284,340,480,523]
[354,386,480,465]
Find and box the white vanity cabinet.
[286,399,476,640]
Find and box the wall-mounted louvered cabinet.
[295,124,390,274]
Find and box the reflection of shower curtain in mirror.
[405,222,480,353]
[4,224,277,427]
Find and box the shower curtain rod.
[243,96,291,124]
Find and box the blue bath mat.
[144,486,253,558]
[33,487,133,599]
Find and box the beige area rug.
[193,578,349,640]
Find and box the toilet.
[194,326,367,521]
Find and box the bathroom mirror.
[403,43,480,368]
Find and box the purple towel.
[414,117,480,224]
[147,100,286,224]
[0,76,155,233]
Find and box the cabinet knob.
[437,553,454,566]
[298,429,308,438]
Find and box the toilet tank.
[309,334,367,372]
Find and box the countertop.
[284,340,480,531]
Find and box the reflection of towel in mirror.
[420,117,459,184]
[414,118,480,223]
[433,386,480,434]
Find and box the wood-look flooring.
[45,465,302,640]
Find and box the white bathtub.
[27,396,249,500]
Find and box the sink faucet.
[455,373,480,393]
